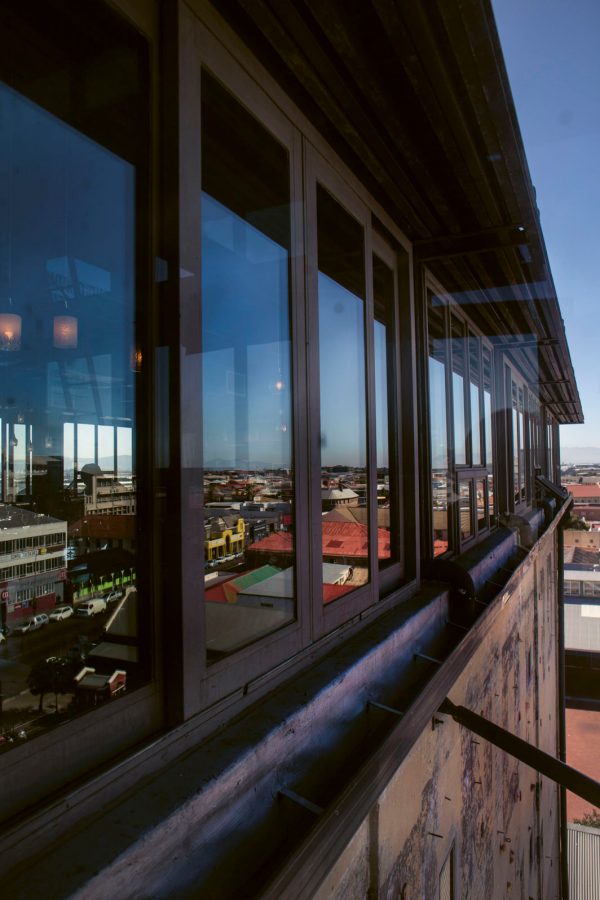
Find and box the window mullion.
[364,223,378,602]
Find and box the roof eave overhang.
[214,0,583,423]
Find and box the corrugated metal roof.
[568,823,600,900]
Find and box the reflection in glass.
[518,387,526,501]
[201,73,295,657]
[469,337,481,466]
[373,255,398,570]
[512,383,520,503]
[451,318,466,465]
[429,297,449,557]
[476,478,486,530]
[0,79,139,747]
[317,186,369,602]
[488,474,495,525]
[483,346,493,466]
[459,481,473,542]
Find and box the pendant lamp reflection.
[53,315,78,349]
[131,346,142,373]
[0,309,21,351]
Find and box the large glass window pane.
[317,186,368,603]
[483,345,493,467]
[547,421,554,477]
[469,336,481,466]
[0,76,140,745]
[429,297,449,557]
[459,481,473,542]
[451,317,467,465]
[512,382,520,503]
[476,478,486,531]
[518,388,526,501]
[373,254,398,571]
[201,73,295,658]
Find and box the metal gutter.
[261,498,573,899]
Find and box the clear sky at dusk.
[493,0,600,457]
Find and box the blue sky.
[493,0,600,453]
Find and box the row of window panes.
[1,558,63,579]
[15,584,55,603]
[509,369,553,508]
[200,71,401,661]
[427,294,494,556]
[564,580,600,598]
[0,533,66,555]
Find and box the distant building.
[564,529,600,551]
[204,515,245,563]
[321,485,360,511]
[568,483,600,506]
[0,504,67,626]
[78,464,136,516]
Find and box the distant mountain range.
[561,447,600,465]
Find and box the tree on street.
[27,657,78,713]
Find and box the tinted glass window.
[373,254,398,570]
[0,5,147,750]
[317,186,368,603]
[201,73,295,659]
[429,297,449,557]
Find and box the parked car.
[11,613,49,635]
[49,605,74,622]
[75,598,107,617]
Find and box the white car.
[49,605,74,622]
[11,613,49,634]
[105,591,123,604]
[76,598,107,617]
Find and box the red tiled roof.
[568,484,600,498]
[248,521,390,559]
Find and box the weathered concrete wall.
[314,530,562,900]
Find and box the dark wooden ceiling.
[213,0,583,424]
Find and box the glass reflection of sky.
[201,193,292,470]
[374,320,389,469]
[318,273,366,467]
[429,355,448,470]
[0,81,135,461]
[453,371,466,465]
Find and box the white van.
[75,598,107,617]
